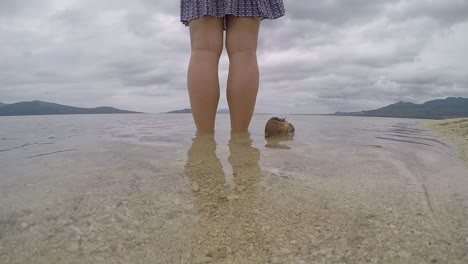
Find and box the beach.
[424,118,468,165]
[1,114,468,263]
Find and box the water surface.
[0,114,467,263]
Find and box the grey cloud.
[387,0,468,25]
[0,0,467,114]
[0,0,49,17]
[126,12,158,38]
[284,0,395,24]
[140,0,179,14]
[285,0,468,26]
[122,71,173,87]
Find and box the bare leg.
[188,17,224,133]
[225,16,261,133]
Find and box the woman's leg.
[188,17,224,133]
[225,15,261,133]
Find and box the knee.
[191,41,223,58]
[226,41,257,59]
[226,44,257,58]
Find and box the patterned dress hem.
[181,13,285,27]
[180,0,286,27]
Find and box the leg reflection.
[228,133,261,196]
[184,133,263,262]
[227,133,264,258]
[185,134,226,214]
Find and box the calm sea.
[0,114,467,263]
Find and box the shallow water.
[0,114,467,263]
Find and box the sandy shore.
[424,118,468,165]
[2,115,468,263]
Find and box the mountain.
[0,102,7,107]
[333,97,468,119]
[167,108,192,113]
[0,100,143,116]
[167,108,230,114]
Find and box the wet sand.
[424,118,468,165]
[0,115,467,263]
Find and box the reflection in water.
[185,134,226,209]
[2,116,468,263]
[184,133,262,261]
[264,135,294,150]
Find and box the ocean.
[1,114,467,263]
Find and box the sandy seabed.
[424,118,468,165]
[1,114,468,263]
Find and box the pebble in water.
[191,182,199,192]
[20,223,28,230]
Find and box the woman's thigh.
[225,15,261,55]
[189,16,224,54]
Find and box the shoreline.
[423,118,468,165]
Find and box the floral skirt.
[180,0,285,27]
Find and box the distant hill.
[0,100,143,116]
[333,97,468,119]
[167,108,230,114]
[0,102,6,107]
[167,108,192,114]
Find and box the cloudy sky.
[1,0,467,114]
